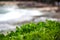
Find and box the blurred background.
[0,0,59,33]
[0,0,59,12]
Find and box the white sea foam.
[0,5,44,31]
[0,5,58,32]
[0,5,45,22]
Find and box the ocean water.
[0,5,58,33]
[0,5,44,32]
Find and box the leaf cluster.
[0,20,60,40]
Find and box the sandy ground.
[0,1,58,11]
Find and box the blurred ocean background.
[0,4,59,34]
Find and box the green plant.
[0,20,60,40]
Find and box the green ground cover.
[0,20,60,40]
